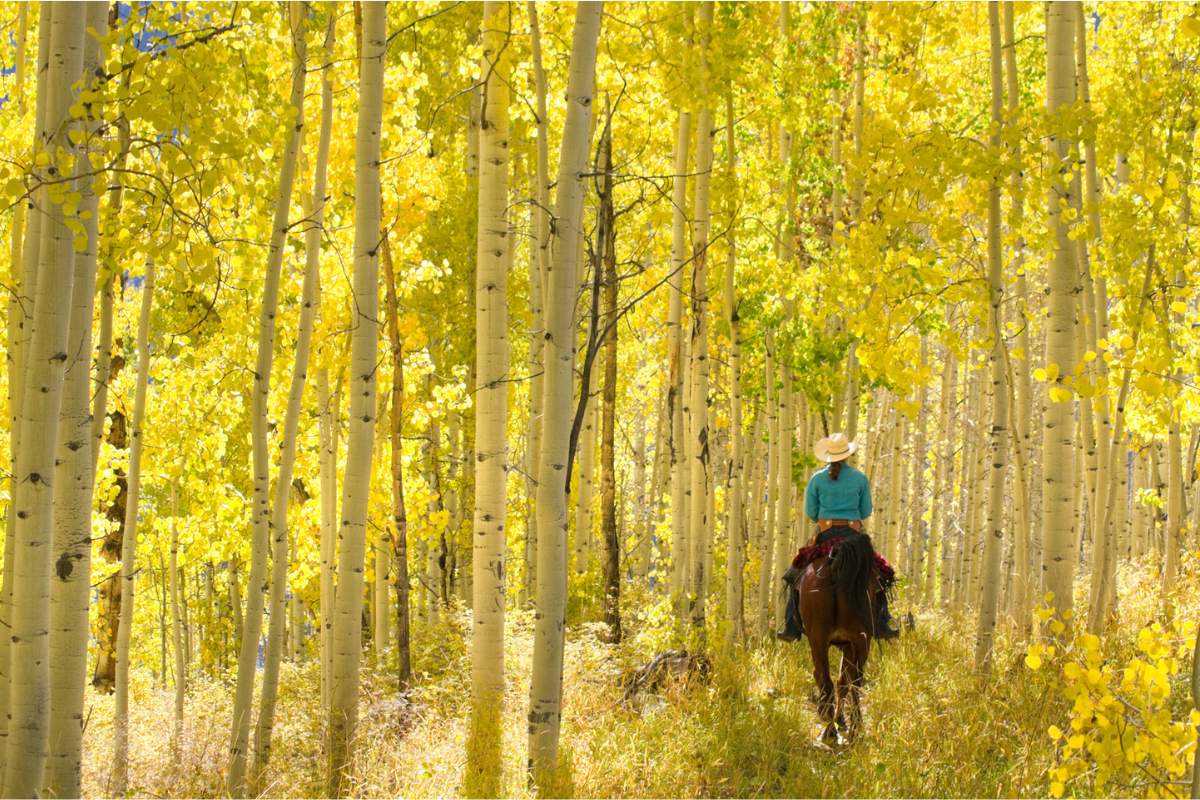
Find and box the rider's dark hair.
[829,461,843,481]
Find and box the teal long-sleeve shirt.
[804,463,873,522]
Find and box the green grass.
[81,562,1200,798]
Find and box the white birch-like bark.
[928,344,956,607]
[574,359,598,573]
[472,0,511,709]
[773,350,793,629]
[687,0,714,633]
[909,341,930,603]
[252,4,328,785]
[1003,0,1036,625]
[0,4,31,759]
[724,91,745,645]
[4,6,84,793]
[1042,0,1078,622]
[45,5,107,794]
[227,6,309,793]
[759,335,778,638]
[112,261,155,795]
[843,17,867,440]
[885,406,906,566]
[667,11,693,600]
[745,412,764,627]
[169,481,184,760]
[316,339,335,710]
[976,0,1009,672]
[525,0,550,603]
[528,5,601,779]
[328,4,385,793]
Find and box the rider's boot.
[874,590,900,640]
[776,586,805,642]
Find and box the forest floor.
[82,560,1200,799]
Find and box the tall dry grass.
[80,559,1200,798]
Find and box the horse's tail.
[829,532,877,634]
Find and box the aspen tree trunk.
[759,336,778,639]
[688,1,715,634]
[649,387,668,573]
[969,388,991,601]
[667,11,693,601]
[909,341,930,603]
[4,6,84,793]
[597,118,622,643]
[525,0,549,604]
[1042,0,1078,622]
[3,17,29,686]
[885,407,906,566]
[44,4,106,794]
[773,341,793,631]
[327,4,385,793]
[3,15,50,724]
[251,5,324,785]
[843,16,868,440]
[1004,0,1035,625]
[317,341,335,709]
[976,0,1009,674]
[1076,3,1114,597]
[724,91,745,646]
[227,7,308,792]
[928,344,957,607]
[90,112,128,488]
[528,4,601,781]
[575,351,599,574]
[469,1,511,743]
[746,413,764,622]
[169,481,184,753]
[383,234,410,690]
[111,260,154,795]
[954,361,980,607]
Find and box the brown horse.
[795,532,885,746]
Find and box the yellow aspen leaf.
[1026,653,1043,670]
[1135,374,1163,395]
[1171,301,1187,314]
[1120,334,1135,349]
[1049,725,1063,740]
[1084,351,1097,362]
[1046,363,1060,381]
[1034,368,1048,381]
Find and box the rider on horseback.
[777,432,900,642]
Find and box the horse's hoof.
[821,724,839,747]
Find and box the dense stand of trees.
[0,0,1199,795]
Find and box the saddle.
[786,534,896,588]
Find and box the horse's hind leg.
[838,636,868,741]
[808,639,837,745]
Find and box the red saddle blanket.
[791,536,896,585]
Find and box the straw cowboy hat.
[814,432,857,463]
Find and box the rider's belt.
[818,519,861,532]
